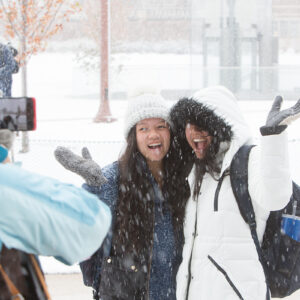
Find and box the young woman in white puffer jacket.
[169,86,300,300]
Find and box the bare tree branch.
[0,0,22,39]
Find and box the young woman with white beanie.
[55,87,190,300]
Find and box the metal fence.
[11,137,300,184]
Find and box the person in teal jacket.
[0,129,111,299]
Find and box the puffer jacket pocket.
[208,255,244,300]
[98,256,147,300]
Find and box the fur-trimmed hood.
[170,86,253,174]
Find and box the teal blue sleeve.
[0,164,111,265]
[0,145,8,162]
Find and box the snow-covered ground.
[4,50,300,299]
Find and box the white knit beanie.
[124,86,170,138]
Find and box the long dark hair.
[192,141,222,199]
[112,125,190,256]
[169,97,233,200]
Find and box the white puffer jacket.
[176,87,292,300]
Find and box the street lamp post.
[94,0,116,123]
[219,0,241,92]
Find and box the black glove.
[54,146,107,186]
[260,96,300,136]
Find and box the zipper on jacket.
[208,255,244,300]
[214,169,229,211]
[185,195,200,300]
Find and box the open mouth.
[193,138,207,152]
[148,143,162,149]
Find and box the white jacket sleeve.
[248,130,293,211]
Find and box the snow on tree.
[0,0,81,152]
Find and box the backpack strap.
[29,254,52,300]
[230,144,271,300]
[0,251,51,300]
[230,145,256,224]
[0,263,25,299]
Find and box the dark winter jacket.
[0,43,19,97]
[80,160,184,300]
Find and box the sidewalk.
[45,273,92,300]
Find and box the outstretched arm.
[0,163,111,265]
[54,146,107,186]
[249,96,296,212]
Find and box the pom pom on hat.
[124,85,170,138]
[127,84,160,98]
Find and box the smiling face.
[136,118,170,165]
[185,123,213,159]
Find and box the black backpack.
[230,144,300,299]
[0,246,49,300]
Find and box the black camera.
[0,97,36,131]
